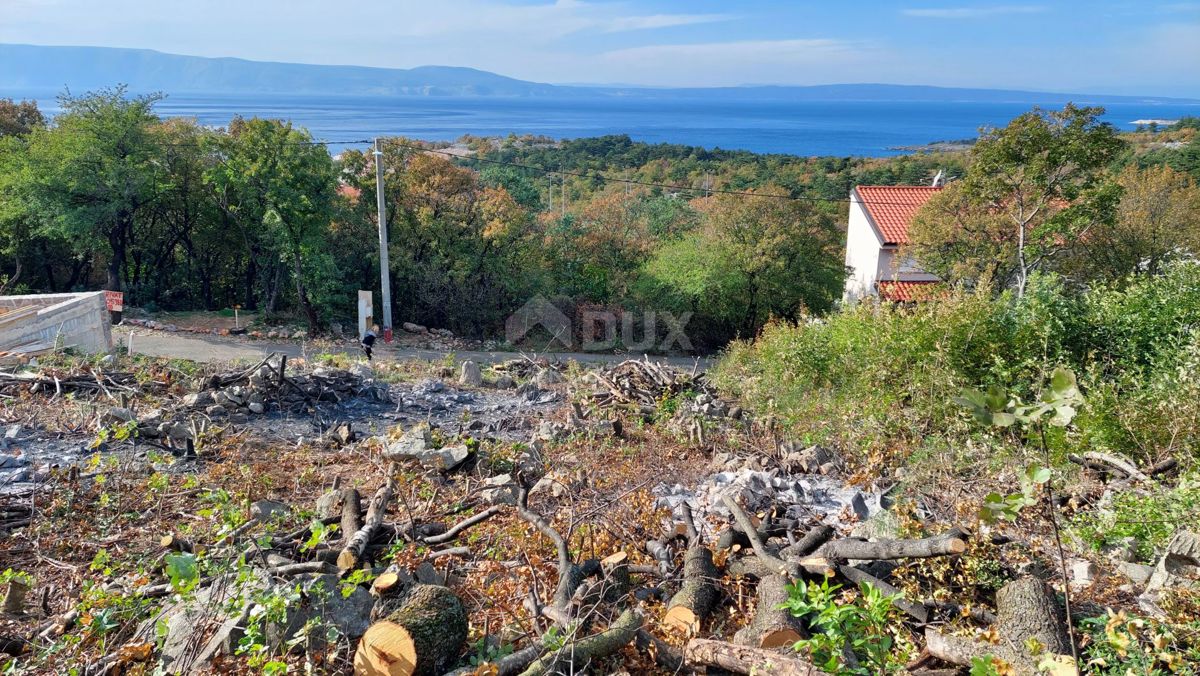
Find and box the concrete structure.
[0,292,113,354]
[843,185,942,303]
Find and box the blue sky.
[2,0,1198,96]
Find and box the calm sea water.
[12,89,1200,157]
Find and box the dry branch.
[684,638,831,675]
[819,535,966,561]
[518,608,642,676]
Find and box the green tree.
[910,104,1125,295]
[206,117,337,332]
[20,87,164,292]
[638,190,844,344]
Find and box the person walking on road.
[362,324,378,361]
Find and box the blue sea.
[11,89,1200,157]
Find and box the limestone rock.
[182,391,215,408]
[459,361,483,387]
[1140,530,1200,615]
[250,499,292,523]
[533,368,564,388]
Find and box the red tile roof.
[855,185,941,246]
[876,280,943,302]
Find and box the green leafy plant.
[779,579,909,675]
[163,552,200,594]
[956,366,1083,661]
[301,520,339,553]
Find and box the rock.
[229,413,248,425]
[402,322,428,334]
[1140,530,1200,616]
[533,368,564,388]
[266,573,374,651]
[248,402,266,415]
[102,407,137,425]
[292,330,307,340]
[384,425,434,461]
[1070,559,1098,587]
[329,423,356,445]
[494,375,515,389]
[183,391,215,408]
[166,423,190,442]
[424,444,471,472]
[0,454,28,470]
[205,405,228,418]
[850,510,901,541]
[481,473,517,506]
[850,492,871,520]
[315,490,344,519]
[414,561,445,585]
[1117,561,1155,586]
[1101,537,1139,563]
[250,499,292,523]
[459,361,483,387]
[146,570,271,673]
[782,445,835,474]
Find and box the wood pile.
[589,358,709,410]
[0,367,144,399]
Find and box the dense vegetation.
[0,87,965,345]
[1,89,1198,349]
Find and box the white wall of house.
[843,198,883,302]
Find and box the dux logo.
[505,296,573,350]
[505,295,693,353]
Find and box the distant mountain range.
[3,43,1196,105]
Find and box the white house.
[843,185,943,303]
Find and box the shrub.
[1071,472,1200,561]
[712,263,1200,470]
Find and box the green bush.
[712,263,1200,469]
[1071,472,1200,561]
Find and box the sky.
[2,0,1198,97]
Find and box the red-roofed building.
[843,185,942,302]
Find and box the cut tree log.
[721,496,804,579]
[733,575,806,649]
[339,476,397,571]
[684,638,831,675]
[354,584,468,676]
[819,535,966,561]
[340,488,363,548]
[924,576,1072,671]
[518,608,642,676]
[662,546,719,634]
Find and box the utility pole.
[374,138,393,337]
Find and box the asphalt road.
[114,327,710,369]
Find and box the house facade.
[843,185,942,303]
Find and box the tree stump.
[733,575,806,649]
[354,584,467,676]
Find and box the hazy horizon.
[2,1,1197,98]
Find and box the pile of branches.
[185,354,385,416]
[0,367,150,400]
[589,359,710,411]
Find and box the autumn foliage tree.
[908,104,1125,295]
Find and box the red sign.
[105,291,124,312]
